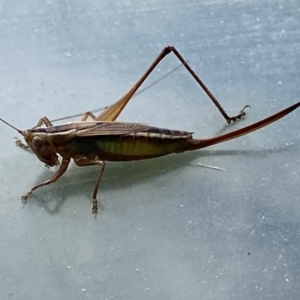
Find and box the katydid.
[1,46,299,214]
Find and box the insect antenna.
[0,118,23,134]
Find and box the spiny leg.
[22,157,70,202]
[92,162,105,214]
[96,45,248,124]
[74,157,105,214]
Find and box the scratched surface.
[0,0,300,299]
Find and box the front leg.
[14,137,30,150]
[22,157,70,202]
[74,157,105,214]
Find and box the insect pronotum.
[1,46,299,214]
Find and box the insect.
[1,46,299,214]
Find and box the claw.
[92,199,98,214]
[227,104,251,124]
[21,195,28,203]
[14,137,29,149]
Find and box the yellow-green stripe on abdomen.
[74,130,191,161]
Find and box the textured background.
[0,0,299,299]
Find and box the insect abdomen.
[75,128,192,161]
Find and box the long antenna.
[0,118,23,134]
[51,63,184,123]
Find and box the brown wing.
[75,121,151,136]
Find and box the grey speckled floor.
[0,1,299,299]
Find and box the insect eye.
[32,136,44,149]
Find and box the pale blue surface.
[0,1,300,299]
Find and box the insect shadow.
[26,145,291,215]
